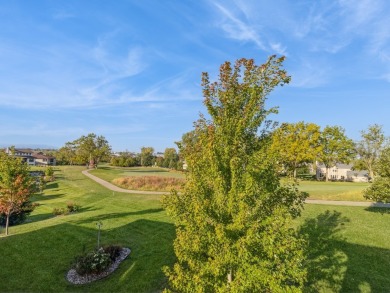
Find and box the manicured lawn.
[0,166,175,292]
[297,180,370,201]
[297,204,390,292]
[0,166,389,292]
[90,165,185,182]
[92,166,370,201]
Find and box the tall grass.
[112,176,185,192]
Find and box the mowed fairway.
[90,165,185,182]
[297,180,370,201]
[0,166,389,292]
[93,166,370,202]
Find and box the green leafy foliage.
[60,133,111,167]
[110,152,140,167]
[163,56,308,292]
[52,201,80,215]
[355,124,387,179]
[0,152,36,235]
[270,122,321,178]
[45,166,54,177]
[140,147,155,167]
[364,147,390,202]
[0,201,38,226]
[317,126,355,181]
[73,245,123,276]
[74,247,112,275]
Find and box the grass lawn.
[90,165,185,182]
[0,166,175,293]
[0,165,389,292]
[92,166,371,202]
[297,180,370,201]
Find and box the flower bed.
[66,247,131,285]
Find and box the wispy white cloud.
[270,42,287,56]
[213,2,267,51]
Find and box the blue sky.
[0,0,389,152]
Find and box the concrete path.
[82,169,390,208]
[81,169,169,195]
[305,199,390,208]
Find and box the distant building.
[5,147,56,166]
[316,163,369,182]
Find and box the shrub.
[45,166,54,177]
[102,244,123,261]
[52,202,80,215]
[0,201,37,226]
[74,248,112,275]
[66,201,80,213]
[52,207,67,215]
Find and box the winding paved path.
[82,169,390,208]
[82,169,169,195]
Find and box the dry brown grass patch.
[112,176,185,192]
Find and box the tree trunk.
[5,213,10,236]
[369,169,374,181]
[293,168,297,179]
[325,167,329,182]
[227,269,232,284]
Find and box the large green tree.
[0,152,36,236]
[355,124,387,180]
[163,56,307,292]
[317,126,355,181]
[63,133,111,167]
[163,148,179,169]
[270,121,321,178]
[56,141,77,165]
[363,147,390,202]
[140,147,155,167]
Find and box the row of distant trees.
[110,147,182,170]
[52,133,183,170]
[51,122,387,178]
[269,122,388,181]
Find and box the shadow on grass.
[365,206,390,214]
[0,219,175,293]
[300,210,390,292]
[25,212,55,222]
[45,182,59,189]
[32,193,66,201]
[73,208,165,224]
[125,169,168,174]
[24,207,99,224]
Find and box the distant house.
[5,147,56,166]
[316,163,369,182]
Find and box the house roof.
[33,153,55,159]
[317,163,353,169]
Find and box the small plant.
[52,207,67,215]
[52,202,80,215]
[45,166,54,177]
[66,201,80,213]
[102,244,123,261]
[72,245,124,276]
[73,248,112,275]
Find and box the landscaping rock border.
[66,248,131,285]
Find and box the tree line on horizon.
[42,120,389,181]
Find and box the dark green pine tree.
[163,56,308,292]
